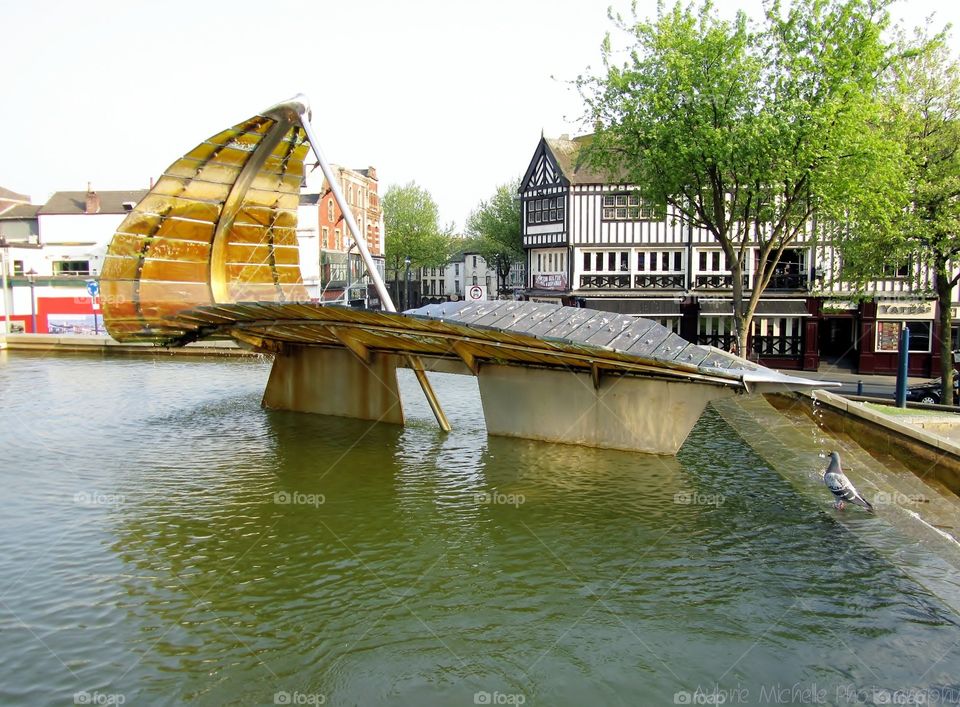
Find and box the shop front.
[858,299,937,375]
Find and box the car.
[906,376,960,405]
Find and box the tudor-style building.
[518,135,958,374]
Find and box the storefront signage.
[876,301,933,320]
[533,274,567,291]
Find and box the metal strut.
[294,100,451,432]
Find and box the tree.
[465,179,523,297]
[841,28,960,403]
[383,182,452,308]
[579,0,904,355]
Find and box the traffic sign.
[467,285,486,302]
[85,279,99,297]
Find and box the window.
[53,260,90,276]
[601,193,662,220]
[876,321,931,353]
[439,279,445,292]
[881,261,910,279]
[348,185,353,205]
[321,226,329,248]
[584,252,591,272]
[455,280,460,294]
[472,256,477,268]
[472,275,478,285]
[327,199,334,222]
[637,250,683,273]
[334,229,341,250]
[13,260,24,275]
[455,263,460,276]
[526,196,565,225]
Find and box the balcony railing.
[752,335,803,357]
[634,273,685,289]
[697,333,737,351]
[694,274,749,290]
[580,274,631,289]
[766,272,809,290]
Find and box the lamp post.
[26,268,37,334]
[404,256,411,311]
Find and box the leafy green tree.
[841,27,960,403]
[466,179,523,297]
[383,182,452,308]
[580,0,904,355]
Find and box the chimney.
[366,166,377,181]
[85,183,101,214]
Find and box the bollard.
[857,380,863,396]
[895,328,910,408]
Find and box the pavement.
[778,363,935,399]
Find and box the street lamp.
[404,256,411,311]
[25,268,37,333]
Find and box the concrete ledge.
[801,388,960,492]
[0,333,256,357]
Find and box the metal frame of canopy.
[270,96,451,431]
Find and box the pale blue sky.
[1,0,957,229]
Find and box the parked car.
[906,377,960,404]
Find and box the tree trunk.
[936,262,954,406]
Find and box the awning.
[585,298,681,316]
[699,299,810,317]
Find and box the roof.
[0,204,39,220]
[543,134,629,185]
[38,190,149,215]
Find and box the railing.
[752,335,803,357]
[697,334,737,351]
[580,274,631,289]
[694,274,749,290]
[634,274,685,289]
[766,272,809,290]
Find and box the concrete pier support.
[262,345,404,424]
[476,364,734,454]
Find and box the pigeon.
[823,451,874,512]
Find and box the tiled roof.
[544,134,630,185]
[38,190,149,215]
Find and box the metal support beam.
[405,355,451,432]
[329,326,371,365]
[452,341,479,376]
[295,100,450,434]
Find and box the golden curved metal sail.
[102,99,311,343]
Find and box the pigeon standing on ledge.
[823,451,874,512]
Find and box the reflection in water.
[0,353,957,706]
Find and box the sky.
[1,0,959,231]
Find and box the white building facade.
[519,135,958,375]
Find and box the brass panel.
[101,255,140,280]
[225,263,302,283]
[137,194,221,222]
[225,224,297,244]
[113,212,164,238]
[222,243,300,266]
[154,218,216,243]
[141,259,209,283]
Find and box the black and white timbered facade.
[518,135,958,374]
